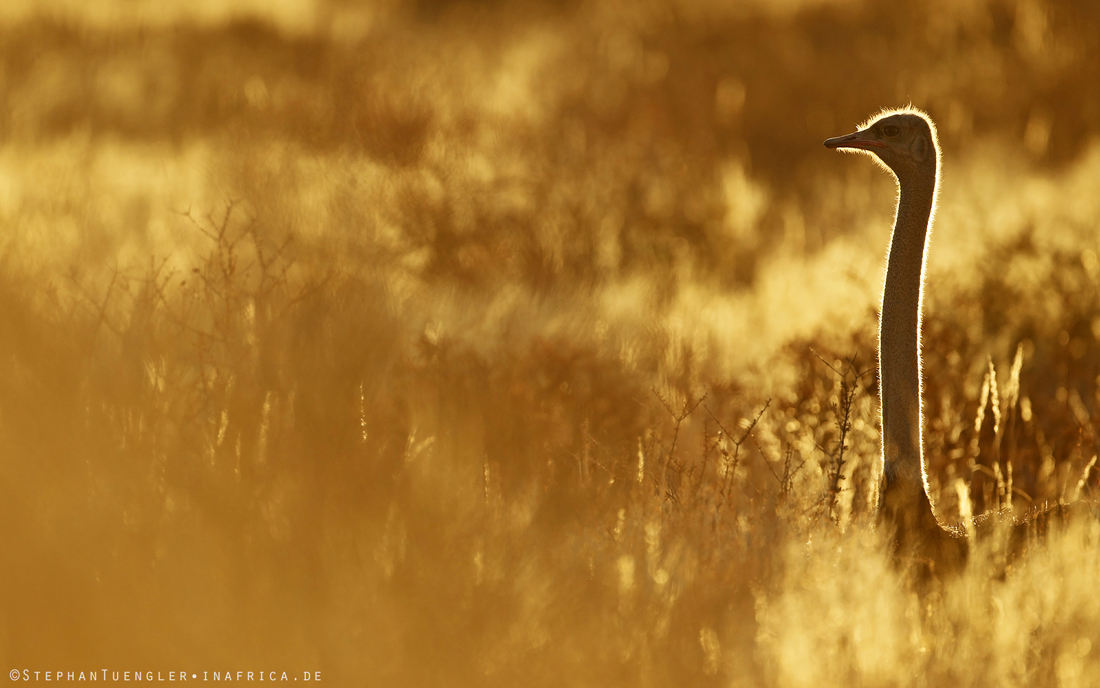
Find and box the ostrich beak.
[824,128,885,151]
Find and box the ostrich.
[824,108,1096,566]
[823,108,967,562]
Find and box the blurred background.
[1,0,1099,685]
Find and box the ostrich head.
[824,109,939,181]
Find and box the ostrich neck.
[879,167,937,515]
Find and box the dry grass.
[1,0,1099,685]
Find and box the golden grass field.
[1,0,1099,685]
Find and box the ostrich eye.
[882,124,901,137]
